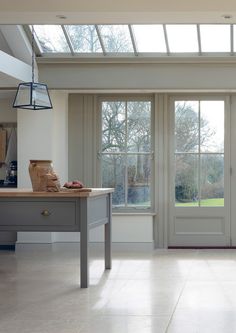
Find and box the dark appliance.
[6,160,17,186]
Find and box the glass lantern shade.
[13,82,53,110]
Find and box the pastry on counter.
[63,180,84,189]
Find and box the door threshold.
[168,246,236,249]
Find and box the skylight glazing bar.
[197,24,202,55]
[128,25,138,56]
[230,24,234,55]
[61,25,74,55]
[95,25,107,55]
[163,24,170,55]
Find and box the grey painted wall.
[39,62,236,91]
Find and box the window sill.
[112,211,156,216]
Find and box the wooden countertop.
[0,188,114,198]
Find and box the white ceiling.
[0,0,236,24]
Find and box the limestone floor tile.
[166,319,198,333]
[2,245,236,332]
[97,279,183,316]
[78,315,170,333]
[176,281,231,310]
[0,319,83,333]
[168,308,236,333]
[0,316,170,333]
[186,260,216,281]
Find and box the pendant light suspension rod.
[31,25,35,84]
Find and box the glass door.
[168,97,230,247]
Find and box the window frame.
[98,95,155,212]
[175,100,225,207]
[169,95,230,210]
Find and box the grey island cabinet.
[0,188,113,288]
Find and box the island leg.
[80,198,89,288]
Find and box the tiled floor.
[1,244,236,332]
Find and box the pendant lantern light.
[13,26,52,110]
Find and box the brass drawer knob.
[41,209,51,217]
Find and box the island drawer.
[0,201,76,226]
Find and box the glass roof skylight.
[98,25,134,53]
[33,25,70,53]
[166,24,198,52]
[30,24,236,57]
[200,25,230,52]
[65,25,102,53]
[132,25,166,52]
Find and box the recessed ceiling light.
[56,15,67,20]
[222,14,233,19]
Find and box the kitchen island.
[0,188,113,288]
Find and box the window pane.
[102,155,125,206]
[101,99,152,209]
[132,25,166,52]
[175,154,198,206]
[65,25,102,53]
[166,25,198,52]
[175,101,199,153]
[127,101,151,152]
[200,101,224,153]
[127,155,151,207]
[102,102,126,152]
[233,26,236,52]
[98,25,133,52]
[200,25,230,52]
[33,25,70,53]
[200,154,224,206]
